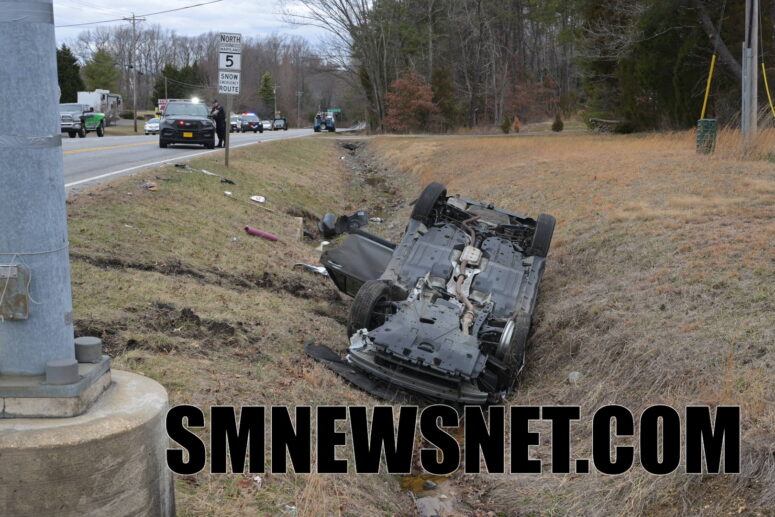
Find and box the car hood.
[162,115,210,122]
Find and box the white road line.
[64,132,309,188]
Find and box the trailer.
[77,90,122,126]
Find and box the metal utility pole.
[164,75,168,100]
[0,0,76,374]
[742,0,759,144]
[125,13,145,133]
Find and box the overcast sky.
[53,0,327,44]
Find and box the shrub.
[501,115,511,134]
[552,113,564,132]
[512,115,521,133]
[119,111,134,119]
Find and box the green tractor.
[59,103,106,138]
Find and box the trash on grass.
[314,241,330,252]
[369,217,384,223]
[253,475,263,488]
[282,505,298,516]
[141,182,158,191]
[293,263,329,276]
[250,195,266,203]
[224,191,233,196]
[244,226,279,241]
[174,163,235,185]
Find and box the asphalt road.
[63,128,313,190]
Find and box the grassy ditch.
[67,137,413,516]
[362,132,774,516]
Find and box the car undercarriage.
[308,182,556,404]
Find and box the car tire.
[77,128,86,138]
[528,213,556,258]
[410,182,447,225]
[206,141,215,149]
[96,123,104,137]
[253,130,257,133]
[68,132,76,138]
[348,280,394,336]
[159,139,168,148]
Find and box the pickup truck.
[59,103,106,138]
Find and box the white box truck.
[77,89,122,126]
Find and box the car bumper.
[160,128,214,144]
[347,346,491,404]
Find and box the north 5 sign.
[218,53,241,71]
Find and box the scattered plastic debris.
[293,263,329,276]
[282,505,298,516]
[422,480,438,490]
[369,217,384,223]
[224,191,233,196]
[231,237,239,242]
[175,163,235,185]
[253,475,263,488]
[141,182,158,191]
[244,226,279,241]
[315,241,330,252]
[250,195,266,203]
[319,210,369,238]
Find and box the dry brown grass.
[362,131,774,516]
[67,137,414,517]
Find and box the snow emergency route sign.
[218,71,241,95]
[218,32,241,94]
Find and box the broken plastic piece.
[293,263,329,276]
[369,217,384,223]
[141,182,158,191]
[250,195,266,203]
[244,226,278,241]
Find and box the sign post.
[218,32,241,167]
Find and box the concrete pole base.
[0,370,175,516]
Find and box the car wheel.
[68,132,76,138]
[348,280,394,336]
[410,182,447,225]
[96,123,104,137]
[77,127,86,138]
[206,141,215,149]
[159,139,168,148]
[528,213,556,258]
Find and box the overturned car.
[311,183,555,404]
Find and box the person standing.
[211,99,226,147]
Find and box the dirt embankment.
[360,133,774,517]
[67,133,773,517]
[67,137,415,516]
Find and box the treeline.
[288,0,580,131]
[59,25,362,123]
[290,0,775,132]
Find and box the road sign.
[218,52,241,71]
[218,71,241,95]
[219,32,242,54]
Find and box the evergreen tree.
[82,48,119,92]
[431,67,460,130]
[56,44,84,102]
[258,72,275,116]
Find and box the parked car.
[310,183,556,404]
[230,116,241,133]
[239,114,262,133]
[158,100,216,149]
[261,119,273,131]
[144,117,160,135]
[59,103,106,138]
[273,117,288,131]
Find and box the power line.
[55,0,223,28]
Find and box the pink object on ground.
[244,226,279,241]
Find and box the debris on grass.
[141,182,158,191]
[293,263,329,276]
[244,226,279,241]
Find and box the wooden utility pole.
[125,13,145,133]
[742,0,759,144]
